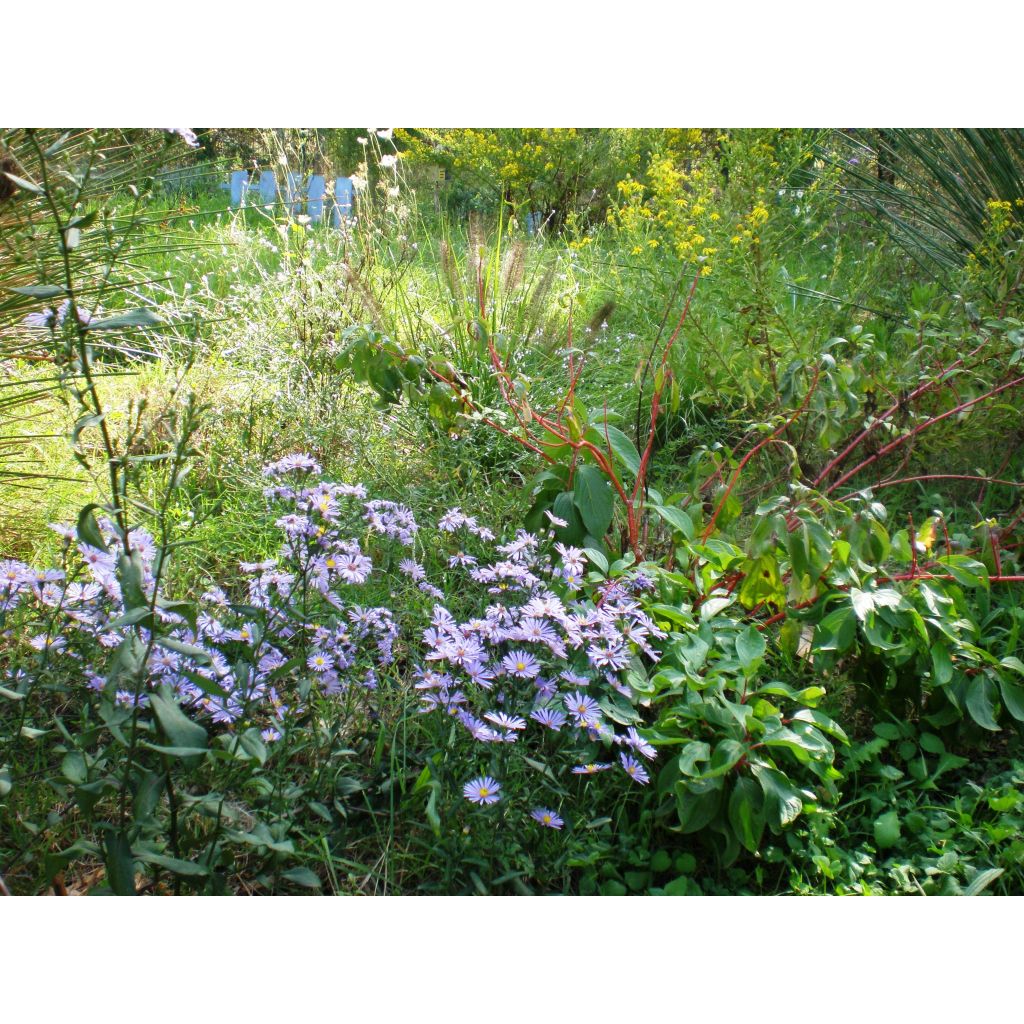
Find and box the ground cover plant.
[1,127,1022,895]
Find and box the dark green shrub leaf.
[573,465,613,538]
[873,810,901,849]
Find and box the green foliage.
[4,127,1024,896]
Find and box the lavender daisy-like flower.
[438,508,466,532]
[623,726,657,761]
[307,651,334,673]
[399,558,426,582]
[462,775,502,805]
[502,649,541,679]
[530,706,567,731]
[531,807,564,829]
[484,711,526,731]
[564,690,601,726]
[620,753,650,784]
[571,762,613,775]
[560,669,590,687]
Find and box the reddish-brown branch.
[701,368,820,543]
[841,473,1024,495]
[811,336,997,490]
[824,374,1024,496]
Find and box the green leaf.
[873,810,901,850]
[135,850,211,878]
[425,786,441,837]
[117,550,148,612]
[735,625,766,670]
[551,491,586,545]
[102,830,136,895]
[678,741,711,777]
[84,308,163,331]
[963,867,1004,896]
[711,739,747,776]
[751,765,805,830]
[790,708,849,744]
[583,547,608,574]
[238,729,268,766]
[573,465,614,538]
[663,876,693,896]
[651,504,694,540]
[149,690,207,752]
[585,424,641,477]
[814,605,857,652]
[61,751,87,785]
[156,636,212,666]
[281,867,323,889]
[965,676,1000,731]
[107,607,155,630]
[931,644,954,685]
[936,554,989,589]
[675,777,724,833]
[9,284,65,298]
[76,504,108,551]
[650,850,671,873]
[728,776,765,853]
[141,743,209,759]
[3,171,44,195]
[999,679,1024,723]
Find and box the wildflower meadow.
[2,127,1024,897]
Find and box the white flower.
[350,174,367,192]
[379,154,398,170]
[376,128,394,140]
[357,137,368,145]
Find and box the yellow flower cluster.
[966,197,1024,282]
[608,153,719,272]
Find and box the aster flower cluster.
[2,455,666,836]
[411,517,666,825]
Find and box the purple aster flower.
[438,508,467,531]
[560,669,590,687]
[30,634,66,653]
[336,552,372,584]
[484,711,526,731]
[571,762,613,775]
[307,651,334,673]
[399,558,426,581]
[531,807,564,829]
[463,660,495,689]
[587,642,629,671]
[623,726,657,761]
[530,706,567,731]
[263,453,322,477]
[502,649,541,679]
[462,775,501,805]
[564,690,601,726]
[620,752,650,784]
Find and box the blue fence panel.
[333,177,354,227]
[229,170,249,207]
[307,175,326,222]
[258,170,277,206]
